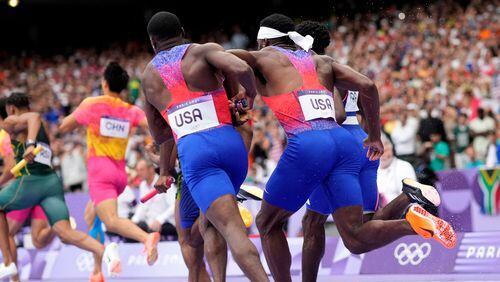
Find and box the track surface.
[26,274,500,282]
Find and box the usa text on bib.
[297,90,335,121]
[167,95,220,138]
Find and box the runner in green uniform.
[0,93,121,282]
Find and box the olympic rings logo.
[76,252,95,272]
[394,242,431,266]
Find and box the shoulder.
[79,96,99,106]
[189,43,224,55]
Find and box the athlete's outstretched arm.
[3,112,42,162]
[59,114,79,134]
[331,61,383,160]
[204,44,258,107]
[2,112,42,138]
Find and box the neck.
[104,91,121,98]
[271,41,297,50]
[156,37,186,53]
[15,108,29,115]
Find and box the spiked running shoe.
[402,178,440,215]
[406,204,457,249]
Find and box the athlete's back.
[73,95,145,160]
[142,12,268,281]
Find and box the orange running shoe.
[144,232,160,265]
[89,272,104,282]
[405,204,457,249]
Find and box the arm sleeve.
[72,98,93,125]
[131,106,147,127]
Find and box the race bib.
[298,90,335,121]
[34,142,52,167]
[167,95,220,138]
[100,116,130,139]
[345,90,360,112]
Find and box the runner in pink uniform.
[60,62,160,267]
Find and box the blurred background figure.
[470,108,496,162]
[377,135,417,206]
[390,105,419,166]
[429,131,451,172]
[60,142,87,192]
[133,159,177,241]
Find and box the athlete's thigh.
[35,173,69,226]
[7,215,26,236]
[31,218,50,236]
[0,177,40,212]
[264,136,331,213]
[185,168,236,215]
[324,135,363,212]
[306,185,333,216]
[359,159,380,213]
[178,180,200,229]
[216,128,248,193]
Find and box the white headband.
[257,26,314,52]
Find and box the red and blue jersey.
[261,47,338,138]
[151,44,232,141]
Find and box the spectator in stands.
[133,159,177,241]
[470,108,496,161]
[117,167,140,219]
[463,145,485,169]
[391,106,419,166]
[60,142,87,192]
[377,135,417,205]
[418,106,448,144]
[453,113,472,168]
[428,132,451,171]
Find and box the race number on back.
[34,142,52,167]
[345,90,360,112]
[298,90,335,121]
[100,116,131,139]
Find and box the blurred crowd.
[0,0,498,218]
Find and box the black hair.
[6,92,30,109]
[260,13,295,33]
[147,11,183,41]
[0,97,7,119]
[260,14,295,46]
[104,62,129,93]
[296,21,330,54]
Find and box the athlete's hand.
[154,175,174,194]
[23,145,36,164]
[363,138,384,161]
[229,93,251,126]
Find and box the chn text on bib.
[100,116,131,139]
